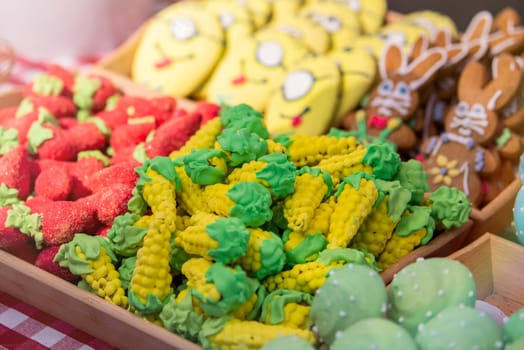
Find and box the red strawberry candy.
[35,245,79,282]
[0,106,17,124]
[195,101,220,125]
[27,95,77,118]
[73,74,120,112]
[0,110,39,144]
[64,121,108,153]
[96,225,111,237]
[94,108,128,130]
[47,65,75,96]
[25,199,100,246]
[110,119,155,153]
[115,96,171,126]
[145,111,201,158]
[79,183,134,226]
[34,166,72,201]
[0,206,31,252]
[58,117,79,130]
[28,123,76,161]
[85,161,138,193]
[150,96,177,115]
[110,146,143,166]
[0,145,32,199]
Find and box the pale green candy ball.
[260,335,315,350]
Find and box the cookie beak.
[232,75,246,85]
[155,58,172,69]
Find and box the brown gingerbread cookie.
[489,7,524,56]
[342,41,446,151]
[500,54,524,133]
[420,53,521,207]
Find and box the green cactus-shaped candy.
[506,338,524,350]
[309,263,387,345]
[260,335,315,350]
[331,318,418,350]
[387,258,477,336]
[415,305,503,350]
[503,308,524,344]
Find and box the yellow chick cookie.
[265,54,341,135]
[132,2,225,97]
[269,16,331,54]
[317,0,388,35]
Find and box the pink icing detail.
[481,180,489,195]
[232,76,246,85]
[155,58,172,69]
[367,114,389,129]
[415,153,424,163]
[291,116,302,127]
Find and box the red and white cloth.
[0,290,114,350]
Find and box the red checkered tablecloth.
[0,290,115,350]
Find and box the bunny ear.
[463,11,493,42]
[410,35,429,61]
[433,29,451,47]
[406,47,446,90]
[379,43,407,79]
[494,7,521,30]
[483,53,522,111]
[457,60,489,101]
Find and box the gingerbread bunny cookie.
[420,53,521,207]
[488,7,524,56]
[500,54,524,133]
[342,42,446,151]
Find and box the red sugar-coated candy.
[109,121,155,152]
[0,206,31,252]
[79,183,134,226]
[35,245,79,283]
[85,161,138,193]
[64,122,108,153]
[34,166,72,201]
[0,145,32,200]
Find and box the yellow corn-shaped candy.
[175,165,209,215]
[327,173,379,249]
[315,146,372,183]
[175,214,191,231]
[200,318,316,350]
[283,168,333,233]
[169,117,223,160]
[182,258,258,317]
[174,216,250,264]
[275,134,358,167]
[175,148,228,186]
[226,152,296,199]
[203,181,273,227]
[305,196,336,235]
[54,234,128,308]
[266,138,287,154]
[377,206,436,270]
[229,280,267,321]
[260,289,313,330]
[237,227,286,280]
[215,127,268,167]
[283,231,327,266]
[160,289,205,342]
[350,179,412,257]
[262,248,374,294]
[130,157,178,315]
[134,214,153,228]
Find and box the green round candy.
[506,338,524,350]
[387,258,477,336]
[415,305,503,350]
[260,335,315,350]
[331,318,417,350]
[503,308,524,344]
[310,264,387,345]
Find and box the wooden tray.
[447,232,524,316]
[467,177,521,245]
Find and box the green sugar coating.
[54,233,116,276]
[73,75,101,110]
[217,128,268,166]
[193,263,256,317]
[260,289,313,325]
[330,318,418,350]
[395,206,436,245]
[183,148,227,185]
[429,186,471,229]
[310,263,388,345]
[5,203,43,248]
[77,150,110,166]
[255,230,286,280]
[107,213,147,257]
[394,160,430,205]
[317,248,378,271]
[206,217,250,264]
[220,103,269,139]
[375,179,412,222]
[415,305,503,350]
[503,308,524,344]
[198,316,230,350]
[27,122,53,154]
[335,172,375,198]
[118,256,137,291]
[127,186,148,216]
[256,153,296,198]
[0,184,22,206]
[273,133,293,148]
[136,156,181,192]
[362,143,401,180]
[0,127,19,155]
[260,335,315,350]
[159,291,205,342]
[129,289,172,316]
[15,98,34,117]
[387,258,477,336]
[227,182,273,227]
[169,244,193,273]
[286,232,327,265]
[245,280,268,321]
[33,73,64,96]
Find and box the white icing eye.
[344,0,362,12]
[378,80,393,94]
[278,25,303,39]
[282,70,314,101]
[380,32,407,46]
[170,17,197,41]
[324,16,342,33]
[394,81,410,98]
[456,101,469,116]
[219,12,235,29]
[256,41,284,67]
[471,103,486,117]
